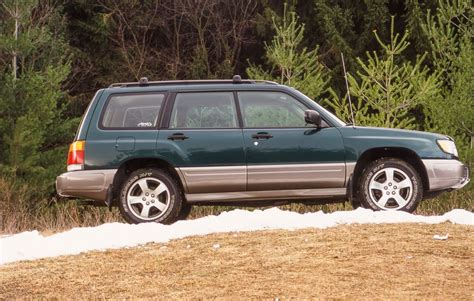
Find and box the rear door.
[85,92,165,169]
[157,91,246,194]
[238,91,346,191]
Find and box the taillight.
[67,140,85,171]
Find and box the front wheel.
[358,158,422,212]
[119,168,182,224]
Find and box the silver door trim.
[247,163,346,190]
[177,162,353,194]
[177,166,246,193]
[185,187,347,202]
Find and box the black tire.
[178,203,193,220]
[358,158,422,212]
[350,198,361,209]
[119,168,182,224]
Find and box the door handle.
[251,132,273,139]
[167,133,189,141]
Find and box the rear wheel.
[358,158,422,212]
[178,203,193,220]
[119,168,182,224]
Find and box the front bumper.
[56,169,117,201]
[422,159,470,191]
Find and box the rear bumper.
[422,159,470,191]
[56,169,117,201]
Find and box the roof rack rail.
[108,75,278,88]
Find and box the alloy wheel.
[368,167,413,210]
[126,177,170,221]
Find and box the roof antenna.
[341,53,355,128]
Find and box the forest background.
[0,0,472,233]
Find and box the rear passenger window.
[102,94,164,128]
[170,92,238,128]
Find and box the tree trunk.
[12,2,19,80]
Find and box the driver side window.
[237,91,310,128]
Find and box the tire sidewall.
[119,168,181,224]
[359,159,422,212]
[178,203,192,220]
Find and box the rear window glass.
[102,94,164,128]
[75,90,99,139]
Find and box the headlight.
[437,139,458,157]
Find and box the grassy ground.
[0,223,472,299]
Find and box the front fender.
[338,126,452,161]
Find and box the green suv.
[56,76,470,224]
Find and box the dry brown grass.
[1,223,472,299]
[0,177,122,234]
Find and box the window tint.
[102,94,164,128]
[238,91,309,128]
[170,92,237,128]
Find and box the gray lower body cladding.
[56,169,117,201]
[55,159,469,203]
[56,163,352,203]
[422,159,470,191]
[177,163,352,203]
[184,188,347,203]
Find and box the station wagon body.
[56,77,470,224]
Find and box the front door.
[237,91,346,191]
[157,91,246,194]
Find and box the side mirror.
[304,110,322,127]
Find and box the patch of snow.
[0,208,472,265]
[213,244,220,250]
[433,233,449,240]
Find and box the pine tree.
[325,16,441,129]
[0,0,73,193]
[311,0,391,66]
[420,0,473,159]
[246,4,330,100]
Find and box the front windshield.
[292,89,347,127]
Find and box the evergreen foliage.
[326,17,441,129]
[0,0,74,194]
[420,0,473,158]
[247,4,330,100]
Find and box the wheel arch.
[111,157,186,205]
[351,147,429,197]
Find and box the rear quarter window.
[101,94,164,129]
